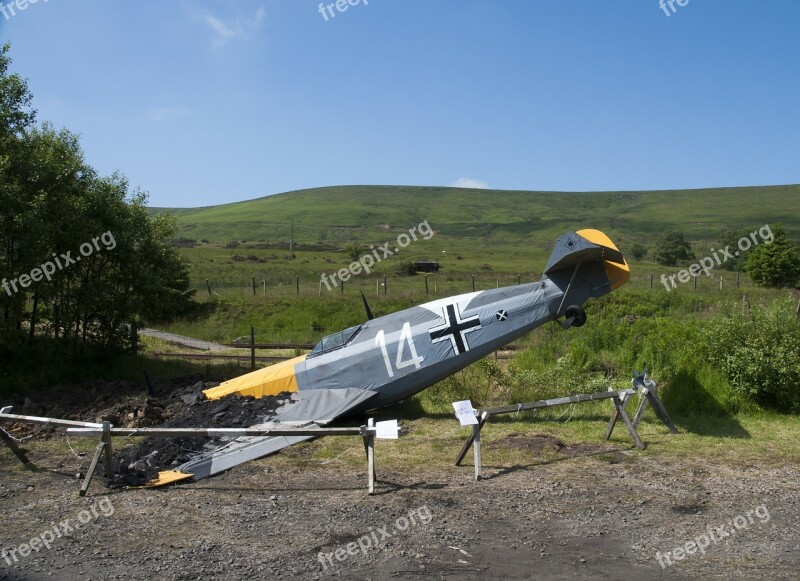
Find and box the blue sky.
[1,0,799,207]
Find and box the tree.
[653,230,694,266]
[744,225,800,288]
[0,44,193,355]
[629,243,647,262]
[0,43,35,140]
[345,242,362,263]
[0,43,37,330]
[717,229,749,271]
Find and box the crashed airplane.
[160,229,630,484]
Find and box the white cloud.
[184,2,266,48]
[450,178,490,189]
[146,106,192,122]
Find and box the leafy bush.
[629,243,647,262]
[653,230,695,266]
[744,225,800,288]
[510,294,753,416]
[703,301,800,413]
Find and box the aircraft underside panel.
[169,388,377,481]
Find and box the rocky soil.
[0,378,798,580]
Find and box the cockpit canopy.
[308,325,362,358]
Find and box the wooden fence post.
[206,279,212,296]
[102,421,114,481]
[473,423,482,481]
[0,427,33,467]
[250,326,256,370]
[367,418,375,495]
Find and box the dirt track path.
[139,329,229,352]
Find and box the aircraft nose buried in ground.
[167,229,630,483]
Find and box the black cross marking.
[496,310,508,321]
[429,303,481,355]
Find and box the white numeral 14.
[375,322,424,378]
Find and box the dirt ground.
[1,379,798,580]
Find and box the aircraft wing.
[153,387,377,484]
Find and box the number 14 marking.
[375,322,424,378]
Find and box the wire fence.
[189,270,759,300]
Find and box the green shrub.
[703,301,800,413]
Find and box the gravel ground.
[1,381,798,580]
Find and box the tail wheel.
[564,305,587,328]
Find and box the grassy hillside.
[152,184,800,251]
[151,183,799,289]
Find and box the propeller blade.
[360,291,374,320]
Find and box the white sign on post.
[452,400,478,426]
[375,419,399,439]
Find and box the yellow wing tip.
[141,470,194,488]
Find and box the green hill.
[153,184,799,251]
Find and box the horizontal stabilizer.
[544,229,626,274]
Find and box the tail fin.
[543,229,629,313]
